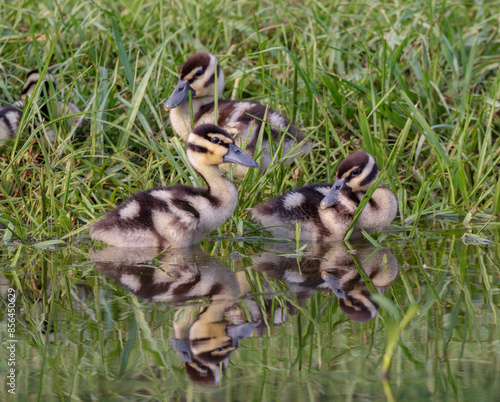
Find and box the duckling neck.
[170,96,215,142]
[193,164,239,214]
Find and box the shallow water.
[1,226,499,400]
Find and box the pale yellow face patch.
[340,166,359,180]
[184,67,204,81]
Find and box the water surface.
[1,227,499,400]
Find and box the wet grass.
[0,0,500,399]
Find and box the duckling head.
[164,53,224,110]
[320,151,379,209]
[186,124,258,169]
[20,70,56,100]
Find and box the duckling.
[253,242,399,322]
[251,151,397,241]
[320,245,399,322]
[0,70,81,145]
[164,53,311,178]
[90,124,258,248]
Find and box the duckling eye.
[211,137,220,144]
[194,69,203,77]
[352,168,361,176]
[215,347,223,352]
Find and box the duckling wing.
[90,186,210,248]
[195,100,307,155]
[253,185,331,222]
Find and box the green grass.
[0,0,500,399]
[0,0,498,244]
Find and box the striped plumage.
[0,70,80,145]
[251,151,397,242]
[94,246,260,386]
[90,124,258,248]
[254,243,399,321]
[164,53,311,178]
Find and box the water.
[1,226,499,400]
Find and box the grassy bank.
[0,0,499,244]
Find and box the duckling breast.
[355,187,398,233]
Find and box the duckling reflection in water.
[90,124,258,249]
[164,53,311,178]
[93,242,398,385]
[252,151,397,242]
[93,246,260,386]
[253,242,399,322]
[0,70,81,146]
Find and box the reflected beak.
[321,271,348,299]
[223,143,259,168]
[320,178,347,209]
[164,79,195,110]
[169,338,193,363]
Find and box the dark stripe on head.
[203,62,222,88]
[187,143,209,153]
[191,124,233,141]
[196,341,233,364]
[341,273,361,291]
[359,161,379,187]
[204,73,215,87]
[338,298,373,322]
[337,151,370,178]
[180,53,211,80]
[190,337,213,346]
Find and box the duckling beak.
[164,79,195,110]
[223,143,259,168]
[170,338,193,363]
[321,271,348,299]
[320,178,347,209]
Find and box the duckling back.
[195,99,310,176]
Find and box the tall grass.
[0,0,498,244]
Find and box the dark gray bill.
[169,338,193,363]
[320,178,348,209]
[227,321,261,347]
[223,143,259,168]
[321,271,348,299]
[164,79,195,110]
